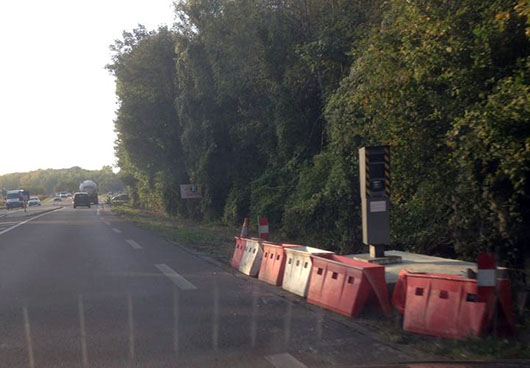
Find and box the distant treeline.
[108,0,530,268]
[0,166,124,196]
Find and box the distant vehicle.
[28,197,41,206]
[6,189,29,210]
[110,194,129,204]
[79,180,98,204]
[73,192,91,208]
[53,196,62,202]
[59,192,68,198]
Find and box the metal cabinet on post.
[359,146,391,258]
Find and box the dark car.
[73,192,91,208]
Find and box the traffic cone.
[240,217,249,237]
[258,216,269,240]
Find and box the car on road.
[6,189,27,210]
[27,197,41,206]
[110,193,129,204]
[73,192,91,208]
[53,196,62,202]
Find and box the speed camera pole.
[359,146,391,258]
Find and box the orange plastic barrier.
[403,273,487,338]
[391,270,408,314]
[258,242,298,286]
[307,255,391,317]
[230,236,247,269]
[392,270,461,314]
[394,271,515,338]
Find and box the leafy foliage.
[109,0,530,267]
[0,166,124,195]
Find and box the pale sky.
[0,0,176,175]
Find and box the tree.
[108,26,186,214]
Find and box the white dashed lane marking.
[265,353,307,368]
[154,264,197,290]
[125,239,142,249]
[112,228,122,234]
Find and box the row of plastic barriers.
[231,237,392,318]
[230,237,515,339]
[391,270,515,338]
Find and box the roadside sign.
[180,184,202,199]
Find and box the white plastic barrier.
[282,246,334,297]
[238,238,263,276]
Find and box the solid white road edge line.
[112,228,122,234]
[125,239,143,249]
[154,264,197,290]
[0,208,63,236]
[265,353,308,368]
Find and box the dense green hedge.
[108,0,530,268]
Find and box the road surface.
[0,202,62,233]
[0,205,424,368]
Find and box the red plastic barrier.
[398,271,515,339]
[391,270,408,314]
[307,255,391,318]
[258,242,298,286]
[403,274,488,338]
[230,236,247,269]
[392,270,461,314]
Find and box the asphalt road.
[0,202,63,233]
[0,205,424,368]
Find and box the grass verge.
[111,204,530,361]
[355,313,530,360]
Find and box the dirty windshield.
[0,1,528,368]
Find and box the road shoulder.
[108,204,530,361]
